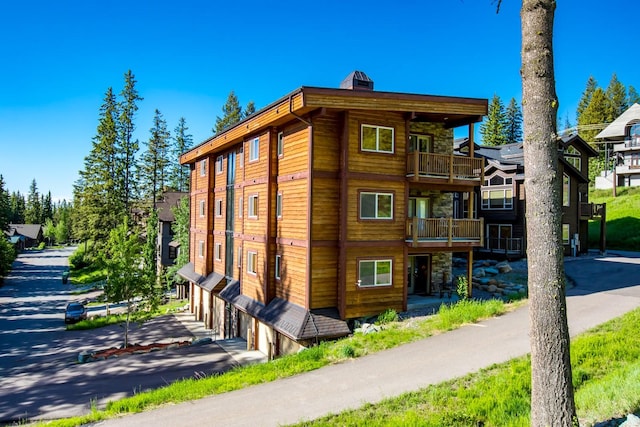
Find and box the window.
[238,147,244,168]
[409,134,433,153]
[248,195,259,218]
[247,251,257,274]
[237,247,243,268]
[564,145,581,170]
[215,199,223,217]
[486,224,513,250]
[168,246,177,259]
[214,243,222,261]
[358,259,392,287]
[238,196,243,218]
[275,255,282,280]
[198,240,205,258]
[481,189,513,210]
[249,137,260,162]
[216,155,223,174]
[276,193,283,218]
[563,173,570,207]
[628,123,640,147]
[200,159,207,176]
[199,200,205,217]
[277,132,284,157]
[360,192,393,219]
[562,224,570,244]
[361,125,394,153]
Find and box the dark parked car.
[65,302,87,324]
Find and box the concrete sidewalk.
[99,252,640,427]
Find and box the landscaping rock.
[487,284,498,293]
[496,262,513,274]
[485,267,499,276]
[474,268,486,278]
[487,278,499,286]
[621,414,640,427]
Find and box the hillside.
[589,187,640,251]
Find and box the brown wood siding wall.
[309,246,339,309]
[347,179,406,241]
[242,241,266,303]
[312,114,341,172]
[192,156,213,276]
[344,246,405,318]
[274,244,307,306]
[311,178,340,241]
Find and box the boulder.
[621,414,640,427]
[485,267,499,276]
[497,262,513,274]
[487,284,498,293]
[474,268,486,278]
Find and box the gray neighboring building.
[156,191,187,268]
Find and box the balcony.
[406,152,484,185]
[406,217,484,248]
[613,137,640,152]
[480,237,524,257]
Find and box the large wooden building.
[178,72,487,356]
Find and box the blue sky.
[0,0,637,202]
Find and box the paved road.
[0,248,243,424]
[97,251,640,427]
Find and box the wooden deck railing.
[485,237,524,255]
[406,152,484,182]
[406,217,484,247]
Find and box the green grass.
[68,264,107,285]
[589,186,640,251]
[293,308,640,427]
[42,299,511,426]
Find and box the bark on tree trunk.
[521,0,578,425]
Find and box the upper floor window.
[484,175,513,186]
[199,200,206,217]
[216,155,223,174]
[277,132,284,157]
[358,259,392,287]
[409,134,433,153]
[564,145,581,170]
[214,243,222,261]
[200,159,207,176]
[629,123,640,147]
[238,196,243,218]
[563,173,570,207]
[198,240,205,258]
[562,224,570,245]
[238,147,244,168]
[215,199,223,217]
[249,137,260,162]
[276,193,283,218]
[248,194,259,218]
[361,125,394,153]
[247,251,257,275]
[360,192,393,219]
[481,189,513,210]
[275,254,282,280]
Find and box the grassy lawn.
[42,299,511,427]
[589,186,640,251]
[295,308,640,427]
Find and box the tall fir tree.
[576,75,597,120]
[243,100,256,118]
[9,191,25,224]
[605,73,628,122]
[0,175,10,231]
[24,179,42,224]
[628,85,640,105]
[169,117,193,192]
[165,196,190,285]
[480,94,508,146]
[117,70,143,214]
[504,98,523,144]
[41,191,53,223]
[139,109,171,206]
[214,90,243,134]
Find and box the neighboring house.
[595,103,640,189]
[156,191,189,300]
[6,224,43,249]
[456,133,600,258]
[178,71,487,356]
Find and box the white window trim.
[215,199,223,217]
[275,254,282,280]
[358,259,393,287]
[249,137,260,162]
[200,159,207,176]
[247,251,257,275]
[563,173,570,207]
[481,189,513,210]
[562,224,570,245]
[199,200,205,217]
[237,247,243,269]
[198,240,205,258]
[277,132,284,157]
[361,124,395,154]
[238,146,244,168]
[359,192,394,220]
[248,194,259,218]
[216,155,223,174]
[276,192,283,218]
[238,196,243,218]
[214,243,222,261]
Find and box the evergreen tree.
[9,191,25,224]
[605,73,628,122]
[139,109,171,205]
[628,85,640,105]
[504,98,523,144]
[24,179,41,224]
[165,196,190,285]
[480,94,508,146]
[0,175,10,231]
[243,100,256,118]
[578,87,609,181]
[41,191,53,223]
[214,90,243,134]
[142,208,162,303]
[0,237,16,279]
[169,117,193,192]
[576,75,597,120]
[117,70,143,214]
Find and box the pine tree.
[480,94,508,146]
[165,196,190,285]
[504,98,523,144]
[9,191,25,224]
[628,85,640,105]
[24,179,42,224]
[214,90,243,134]
[169,117,193,192]
[41,191,53,223]
[576,75,597,120]
[0,175,10,231]
[139,109,171,205]
[243,100,256,118]
[117,70,143,214]
[605,73,628,122]
[521,0,577,423]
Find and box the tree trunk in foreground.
[521,0,577,425]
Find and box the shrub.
[37,241,46,250]
[376,309,398,325]
[456,275,469,300]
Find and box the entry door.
[409,198,430,236]
[409,134,433,153]
[408,255,431,295]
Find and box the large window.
[249,137,260,162]
[248,195,259,218]
[481,173,513,210]
[629,123,640,147]
[247,251,257,275]
[360,192,393,219]
[361,125,394,153]
[358,259,392,287]
[562,224,570,244]
[486,224,512,250]
[564,145,581,170]
[563,173,570,207]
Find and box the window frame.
[198,240,205,258]
[247,251,257,275]
[248,194,259,218]
[275,254,282,280]
[360,124,395,154]
[562,224,570,245]
[214,243,222,261]
[249,137,260,162]
[357,259,393,288]
[238,146,244,168]
[216,155,223,174]
[200,159,207,176]
[199,199,206,217]
[276,192,283,218]
[277,131,284,157]
[562,173,570,207]
[359,191,394,220]
[238,196,243,218]
[215,199,223,217]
